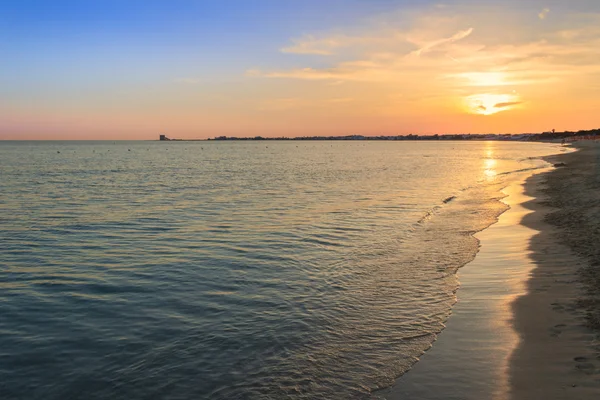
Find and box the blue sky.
[2,0,599,139]
[1,1,410,83]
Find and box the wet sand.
[381,142,600,399]
[510,142,600,399]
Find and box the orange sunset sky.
[1,0,599,140]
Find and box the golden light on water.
[465,93,522,116]
[484,158,497,178]
[484,144,497,179]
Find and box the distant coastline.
[158,128,600,142]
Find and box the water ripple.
[0,140,560,399]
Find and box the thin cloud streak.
[409,27,474,57]
[281,35,338,55]
[494,101,523,108]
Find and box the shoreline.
[381,143,600,399]
[509,143,600,399]
[380,170,539,399]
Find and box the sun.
[465,93,521,115]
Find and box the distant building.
[159,134,170,141]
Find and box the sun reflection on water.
[484,144,497,179]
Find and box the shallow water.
[0,141,560,399]
[381,176,540,400]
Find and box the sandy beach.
[510,142,600,399]
[381,142,600,399]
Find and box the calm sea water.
[0,141,560,399]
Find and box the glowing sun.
[465,93,522,115]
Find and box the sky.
[1,0,599,140]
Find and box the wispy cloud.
[250,9,600,84]
[246,5,600,123]
[278,23,474,58]
[258,67,349,80]
[539,8,550,20]
[251,25,476,83]
[494,101,522,109]
[409,27,474,57]
[281,35,349,55]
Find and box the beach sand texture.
[510,168,600,400]
[541,142,600,331]
[511,141,600,398]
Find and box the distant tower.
[159,134,170,141]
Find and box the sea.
[0,140,561,399]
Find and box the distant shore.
[156,128,600,142]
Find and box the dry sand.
[539,142,600,330]
[510,142,600,399]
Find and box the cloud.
[247,6,600,119]
[409,27,474,56]
[539,8,550,20]
[279,33,391,55]
[279,25,474,58]
[259,67,350,80]
[251,24,476,82]
[281,35,339,55]
[494,101,523,109]
[446,70,559,87]
[279,30,409,55]
[253,57,406,81]
[253,9,600,83]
